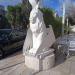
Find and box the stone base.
[25,53,55,71]
[43,54,55,70]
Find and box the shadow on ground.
[54,50,75,67]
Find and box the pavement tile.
[67,56,75,62]
[7,63,25,75]
[0,65,18,75]
[0,52,24,70]
[0,51,75,75]
[70,62,75,75]
[36,59,71,75]
[21,66,40,75]
[36,69,69,75]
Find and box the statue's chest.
[30,19,42,33]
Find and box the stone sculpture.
[23,0,54,56]
[23,0,56,73]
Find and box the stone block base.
[25,53,55,71]
[43,54,55,70]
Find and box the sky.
[0,0,22,9]
[0,0,62,15]
[43,0,60,10]
[0,0,60,9]
[0,0,75,16]
[43,0,61,15]
[0,0,21,6]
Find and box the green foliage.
[7,5,25,29]
[6,3,62,37]
[21,1,31,25]
[6,2,31,29]
[7,6,16,29]
[0,15,10,29]
[41,8,62,38]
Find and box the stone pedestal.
[25,49,55,71]
[25,55,42,71]
[43,53,55,70]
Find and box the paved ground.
[0,51,75,75]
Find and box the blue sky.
[0,0,22,8]
[0,0,61,15]
[43,0,60,10]
[0,0,60,10]
[43,0,61,15]
[0,0,74,16]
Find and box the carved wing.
[23,28,33,55]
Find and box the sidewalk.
[0,51,75,75]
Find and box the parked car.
[0,29,26,59]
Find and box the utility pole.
[39,0,43,8]
[62,1,66,36]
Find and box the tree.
[7,6,16,29]
[21,0,31,25]
[15,5,22,28]
[6,3,31,30]
[0,15,10,29]
[41,8,62,38]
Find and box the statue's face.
[29,0,37,7]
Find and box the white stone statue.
[23,0,55,56]
[29,0,47,55]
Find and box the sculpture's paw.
[29,48,37,55]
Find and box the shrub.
[40,8,62,38]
